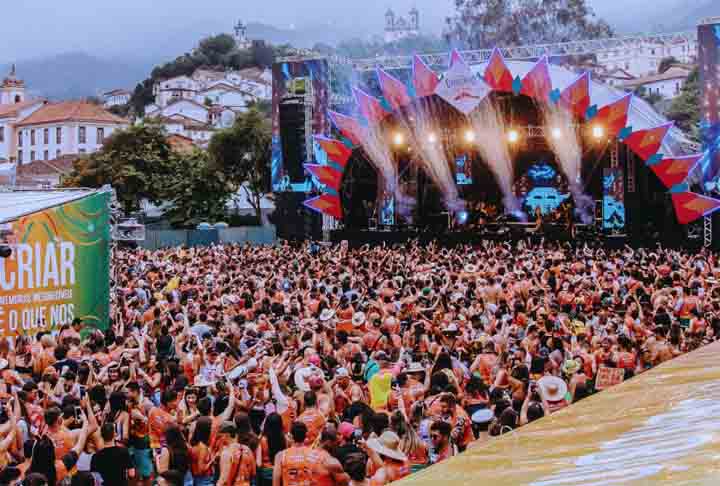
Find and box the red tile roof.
[17,155,77,177]
[0,99,46,119]
[16,101,128,127]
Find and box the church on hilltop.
[384,8,420,44]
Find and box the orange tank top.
[227,444,255,486]
[280,446,323,486]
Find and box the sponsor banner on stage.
[0,192,110,336]
[434,53,490,115]
[603,168,626,231]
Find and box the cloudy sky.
[0,0,701,61]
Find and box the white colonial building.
[102,89,132,108]
[595,38,697,78]
[621,66,693,99]
[384,8,420,44]
[144,66,271,146]
[14,100,128,164]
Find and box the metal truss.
[610,141,619,169]
[325,30,697,71]
[704,214,713,248]
[626,145,636,193]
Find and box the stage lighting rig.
[428,132,438,144]
[592,125,605,140]
[393,132,405,146]
[464,130,476,144]
[551,127,563,140]
[507,129,520,143]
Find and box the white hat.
[464,264,478,274]
[352,312,366,327]
[471,408,494,424]
[319,309,336,322]
[538,376,568,402]
[366,431,407,462]
[335,367,350,378]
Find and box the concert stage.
[330,223,618,248]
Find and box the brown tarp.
[397,341,720,486]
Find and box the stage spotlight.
[507,129,519,143]
[551,127,563,140]
[393,132,405,146]
[457,211,469,225]
[428,132,438,144]
[464,130,476,143]
[592,125,605,139]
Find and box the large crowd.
[0,239,719,486]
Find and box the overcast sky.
[0,0,695,61]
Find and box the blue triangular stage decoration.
[646,153,664,166]
[512,76,523,95]
[618,126,633,141]
[549,88,561,104]
[586,105,598,120]
[670,182,689,193]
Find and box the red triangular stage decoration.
[353,88,391,124]
[559,72,590,118]
[672,192,720,225]
[450,49,465,68]
[328,111,366,146]
[377,68,412,112]
[313,136,352,168]
[484,48,514,92]
[413,55,440,98]
[303,164,343,191]
[520,57,552,102]
[649,154,702,190]
[593,94,632,138]
[623,123,673,161]
[303,194,343,219]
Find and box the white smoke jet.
[543,106,594,224]
[469,102,523,217]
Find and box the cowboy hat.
[405,362,426,374]
[471,408,494,425]
[352,312,366,327]
[464,264,478,274]
[538,376,568,402]
[366,431,407,462]
[319,309,336,322]
[561,359,581,375]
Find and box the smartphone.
[74,406,82,421]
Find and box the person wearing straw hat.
[537,376,569,414]
[361,431,410,485]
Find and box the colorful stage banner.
[484,48,514,92]
[0,191,110,337]
[603,168,626,231]
[303,164,343,191]
[353,88,391,124]
[649,154,702,190]
[328,111,366,147]
[435,50,491,115]
[594,94,632,138]
[377,69,412,112]
[303,194,343,219]
[559,72,591,118]
[623,123,672,161]
[520,57,552,103]
[313,135,352,168]
[413,55,440,99]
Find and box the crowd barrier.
[138,226,276,250]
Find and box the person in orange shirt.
[297,391,326,445]
[217,422,256,486]
[148,389,179,449]
[273,422,347,486]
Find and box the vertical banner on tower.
[603,168,626,231]
[699,21,720,182]
[0,192,110,336]
[271,59,330,192]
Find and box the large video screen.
[515,162,570,215]
[700,23,720,192]
[271,59,330,192]
[603,168,626,231]
[455,154,473,185]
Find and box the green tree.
[62,123,175,213]
[658,56,680,74]
[162,150,234,227]
[447,0,612,49]
[208,108,271,221]
[666,67,701,143]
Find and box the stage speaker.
[271,192,322,241]
[279,98,307,185]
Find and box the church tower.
[385,8,395,30]
[234,20,252,49]
[409,7,419,30]
[0,65,25,105]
